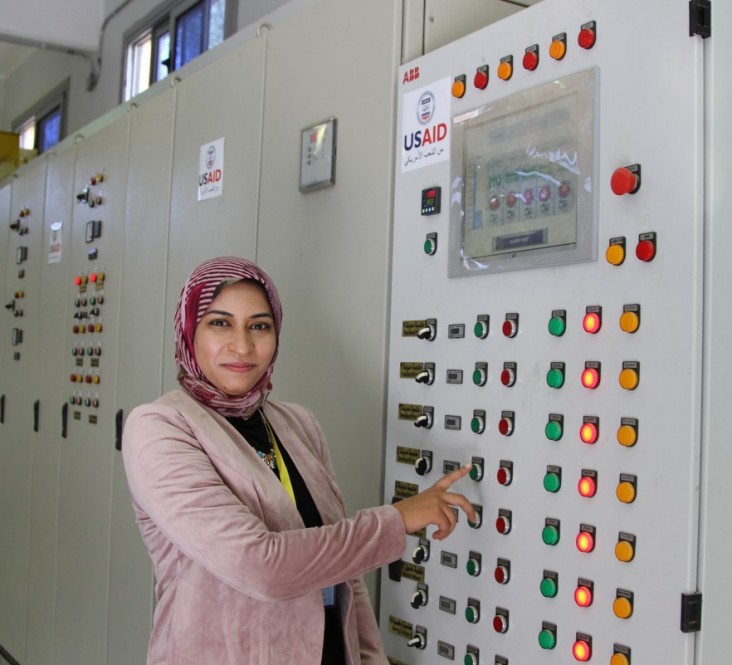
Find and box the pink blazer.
[122,389,405,664]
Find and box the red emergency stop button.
[577,21,597,49]
[611,165,641,195]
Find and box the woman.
[122,257,475,665]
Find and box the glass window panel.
[125,31,152,100]
[175,2,206,70]
[17,118,36,150]
[38,107,61,153]
[155,31,171,81]
[209,0,225,49]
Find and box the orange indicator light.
[581,367,600,389]
[576,531,595,553]
[574,585,593,607]
[572,639,592,661]
[578,476,597,498]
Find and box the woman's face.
[193,280,276,397]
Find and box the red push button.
[611,166,640,195]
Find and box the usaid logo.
[417,90,436,125]
[206,145,216,170]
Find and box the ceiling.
[0,0,102,80]
[0,40,37,79]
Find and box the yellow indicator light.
[617,423,637,447]
[549,39,567,60]
[606,242,626,266]
[615,539,635,562]
[613,595,633,619]
[619,367,640,390]
[619,310,640,333]
[611,653,630,665]
[451,77,466,98]
[497,60,513,81]
[616,480,636,503]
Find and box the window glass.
[175,2,206,70]
[209,0,225,49]
[155,30,171,82]
[17,118,36,150]
[38,107,62,152]
[125,31,153,99]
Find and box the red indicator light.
[577,21,596,50]
[496,466,512,486]
[474,68,489,90]
[89,272,97,283]
[496,515,511,534]
[500,368,516,387]
[502,319,518,338]
[581,367,600,389]
[582,312,601,334]
[494,565,509,584]
[498,416,514,436]
[493,614,508,633]
[578,476,596,498]
[574,585,593,607]
[523,49,539,71]
[573,639,592,662]
[576,531,595,553]
[580,422,598,444]
[74,275,82,286]
[636,238,656,262]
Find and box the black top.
[227,412,345,665]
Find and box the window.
[123,0,235,101]
[12,80,68,155]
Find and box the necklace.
[257,409,278,472]
[259,409,297,506]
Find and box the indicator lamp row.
[409,305,641,343]
[450,21,597,98]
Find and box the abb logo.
[402,67,420,84]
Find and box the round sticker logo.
[417,91,436,125]
[206,145,216,170]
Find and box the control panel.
[381,1,704,664]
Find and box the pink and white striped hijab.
[174,257,283,419]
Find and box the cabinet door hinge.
[680,591,703,632]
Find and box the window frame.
[11,78,69,155]
[121,0,238,102]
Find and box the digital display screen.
[448,69,597,276]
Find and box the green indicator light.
[542,524,560,545]
[543,473,561,493]
[538,628,557,649]
[540,577,558,598]
[548,316,566,337]
[472,368,485,386]
[545,420,563,441]
[474,321,488,338]
[470,417,483,433]
[546,367,565,388]
[466,559,479,577]
[423,238,436,255]
[465,606,478,623]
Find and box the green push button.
[465,605,479,623]
[540,576,558,598]
[543,472,561,493]
[466,558,480,577]
[546,367,565,388]
[547,316,566,337]
[545,420,563,441]
[538,628,557,649]
[542,524,560,546]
